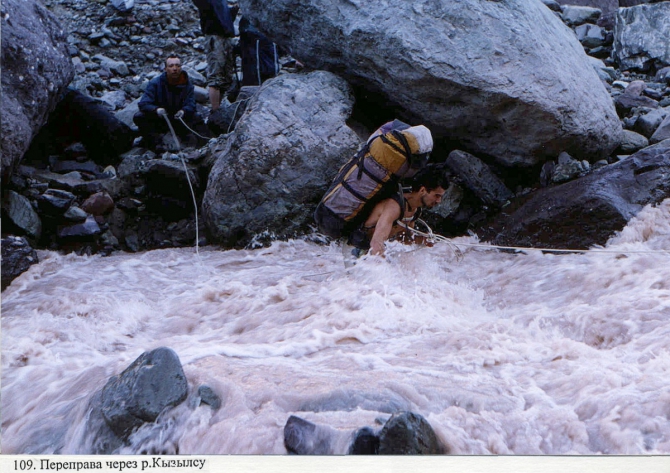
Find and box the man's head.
[409,169,449,209]
[165,55,182,83]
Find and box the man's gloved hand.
[156,108,167,117]
[174,110,184,119]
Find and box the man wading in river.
[347,169,448,257]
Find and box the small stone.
[197,385,221,410]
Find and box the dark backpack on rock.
[238,17,280,87]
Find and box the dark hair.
[165,54,181,66]
[410,166,449,192]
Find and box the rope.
[160,112,200,256]
[177,116,211,140]
[398,218,669,256]
[227,99,246,134]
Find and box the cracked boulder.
[1,0,74,185]
[240,0,622,166]
[202,71,360,247]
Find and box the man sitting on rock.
[133,54,205,151]
[347,168,448,257]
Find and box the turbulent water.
[2,200,670,455]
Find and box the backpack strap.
[393,183,406,222]
[379,130,412,160]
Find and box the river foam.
[2,200,670,454]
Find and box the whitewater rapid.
[2,200,670,454]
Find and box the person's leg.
[206,35,235,111]
[133,111,167,149]
[208,87,222,111]
[206,35,224,111]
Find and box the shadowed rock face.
[239,0,622,167]
[482,139,670,249]
[1,0,74,185]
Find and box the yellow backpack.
[314,120,433,239]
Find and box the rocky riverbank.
[2,0,670,289]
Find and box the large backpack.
[238,17,280,86]
[314,120,433,239]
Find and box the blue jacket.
[138,71,195,118]
[192,0,235,37]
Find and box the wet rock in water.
[378,412,446,454]
[82,391,125,454]
[1,236,39,290]
[349,426,380,454]
[283,415,334,454]
[197,385,221,410]
[101,347,188,440]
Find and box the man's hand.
[174,110,184,119]
[156,108,167,117]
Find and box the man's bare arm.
[369,200,402,256]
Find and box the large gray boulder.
[240,0,622,167]
[614,3,670,72]
[202,71,360,247]
[484,139,670,250]
[1,0,74,185]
